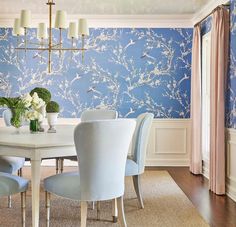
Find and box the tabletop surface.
[0,125,75,148]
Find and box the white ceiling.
[0,0,210,15]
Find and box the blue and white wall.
[0,28,192,118]
[227,0,236,128]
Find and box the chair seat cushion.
[44,171,81,200]
[125,159,139,176]
[0,156,25,173]
[0,172,28,196]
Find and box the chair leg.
[117,196,127,227]
[21,192,26,227]
[91,201,95,210]
[112,198,118,223]
[8,195,12,208]
[18,168,23,177]
[133,175,144,209]
[60,158,64,173]
[81,201,87,227]
[56,158,60,174]
[97,201,101,220]
[45,191,51,227]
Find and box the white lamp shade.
[37,23,48,39]
[13,18,24,36]
[68,22,78,39]
[78,19,89,36]
[20,10,31,28]
[55,10,67,29]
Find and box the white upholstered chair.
[81,109,118,121]
[58,109,118,173]
[125,113,154,209]
[44,119,135,227]
[0,172,28,227]
[112,113,154,223]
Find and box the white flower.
[25,110,43,121]
[21,93,32,108]
[31,92,45,110]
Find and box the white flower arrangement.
[22,92,45,121]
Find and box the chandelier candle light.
[13,0,89,73]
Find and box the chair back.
[131,113,154,174]
[81,109,118,122]
[74,119,135,201]
[3,109,12,126]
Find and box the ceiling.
[0,0,211,15]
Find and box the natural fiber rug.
[0,167,209,227]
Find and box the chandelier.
[12,0,89,73]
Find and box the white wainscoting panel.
[146,119,191,166]
[0,118,191,167]
[226,128,236,202]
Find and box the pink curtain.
[190,25,202,175]
[209,7,229,195]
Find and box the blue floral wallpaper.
[201,16,212,35]
[227,0,236,128]
[0,28,192,118]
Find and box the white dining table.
[0,125,77,227]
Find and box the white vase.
[47,112,58,133]
[38,105,46,132]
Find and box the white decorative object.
[13,18,24,36]
[55,10,67,29]
[78,18,89,36]
[68,22,78,39]
[37,23,48,40]
[47,113,58,133]
[20,10,31,28]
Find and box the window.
[201,32,211,174]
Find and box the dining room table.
[0,125,77,227]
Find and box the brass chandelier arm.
[15,47,87,51]
[14,0,88,73]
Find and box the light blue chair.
[0,172,28,227]
[81,109,118,121]
[1,109,26,207]
[58,109,118,173]
[44,119,135,227]
[125,113,154,209]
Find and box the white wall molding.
[226,128,236,202]
[0,118,192,167]
[0,14,193,28]
[191,0,229,25]
[147,118,191,166]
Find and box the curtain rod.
[194,3,230,27]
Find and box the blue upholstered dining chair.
[44,119,136,227]
[80,109,118,121]
[1,109,26,207]
[58,109,118,173]
[125,113,154,209]
[0,172,29,227]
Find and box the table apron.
[0,145,76,161]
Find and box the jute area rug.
[0,167,209,227]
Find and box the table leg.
[31,160,41,227]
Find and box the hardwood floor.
[149,167,236,227]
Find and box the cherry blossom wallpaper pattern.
[0,28,193,118]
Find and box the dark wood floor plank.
[147,167,236,227]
